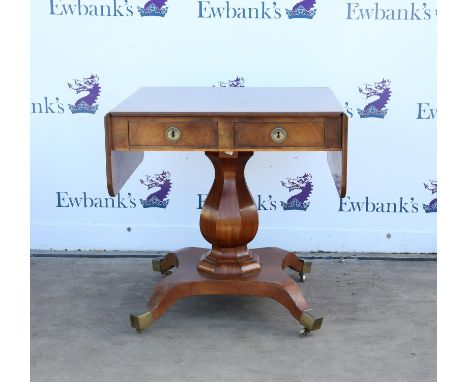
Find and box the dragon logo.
[286,0,317,19]
[423,180,437,213]
[280,173,313,211]
[67,74,100,114]
[357,79,392,119]
[138,0,168,17]
[140,171,172,208]
[214,76,245,87]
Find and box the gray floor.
[31,256,436,382]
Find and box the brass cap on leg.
[152,257,163,272]
[130,312,154,333]
[299,309,323,331]
[301,261,312,274]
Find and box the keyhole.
[166,126,181,142]
[271,127,286,143]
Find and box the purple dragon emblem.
[140,171,172,208]
[67,74,100,114]
[138,0,168,17]
[214,76,245,87]
[423,180,437,213]
[286,0,317,19]
[281,173,313,211]
[357,79,392,119]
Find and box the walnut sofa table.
[105,87,348,336]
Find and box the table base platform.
[130,247,323,336]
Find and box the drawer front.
[234,122,325,149]
[110,117,129,150]
[129,119,218,149]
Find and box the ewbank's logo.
[280,173,313,211]
[213,76,245,87]
[286,0,317,19]
[423,180,437,213]
[140,171,172,208]
[49,0,134,16]
[339,180,438,214]
[67,74,101,114]
[138,0,168,16]
[346,2,437,21]
[198,1,318,20]
[197,172,314,212]
[56,192,137,208]
[357,79,391,119]
[31,74,101,115]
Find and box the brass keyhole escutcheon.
[166,126,181,142]
[271,127,287,144]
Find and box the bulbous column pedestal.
[129,151,323,336]
[198,151,261,276]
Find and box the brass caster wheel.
[299,327,311,337]
[301,261,311,274]
[152,257,165,272]
[298,261,310,282]
[152,253,176,276]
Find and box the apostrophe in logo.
[357,79,391,119]
[280,173,313,211]
[140,171,172,208]
[138,0,168,17]
[67,74,101,114]
[213,76,245,87]
[286,0,317,19]
[423,180,437,213]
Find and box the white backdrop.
[30,0,437,253]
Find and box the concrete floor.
[31,256,436,382]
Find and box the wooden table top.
[111,87,344,115]
[105,87,347,198]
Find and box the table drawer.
[128,119,218,149]
[234,122,325,149]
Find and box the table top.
[111,87,344,115]
[105,87,347,198]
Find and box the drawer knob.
[271,127,287,144]
[166,126,181,142]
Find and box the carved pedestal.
[198,151,260,275]
[130,152,322,336]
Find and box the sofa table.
[104,87,348,336]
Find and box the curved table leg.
[282,251,312,282]
[130,247,322,335]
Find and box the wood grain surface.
[105,87,348,197]
[106,88,347,333]
[111,87,344,115]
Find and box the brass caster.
[299,309,323,333]
[299,327,311,337]
[152,254,176,276]
[129,311,153,333]
[298,260,310,282]
[301,260,311,274]
[152,257,165,272]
